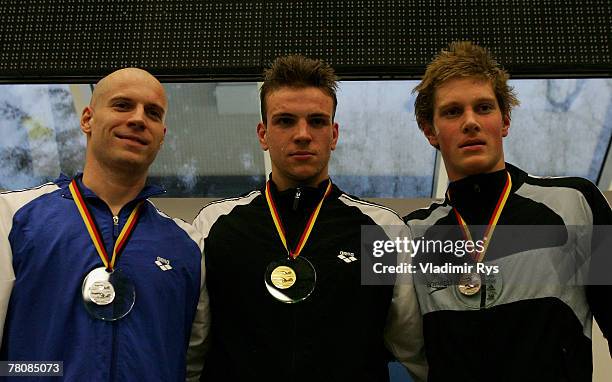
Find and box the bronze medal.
[457,272,482,296]
[448,172,512,300]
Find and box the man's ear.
[422,122,440,149]
[257,122,269,151]
[80,106,93,135]
[501,114,510,137]
[159,125,166,147]
[330,122,339,151]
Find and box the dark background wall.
[0,0,609,83]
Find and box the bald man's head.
[80,67,168,176]
[90,68,167,111]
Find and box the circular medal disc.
[82,267,135,321]
[89,280,115,305]
[457,272,481,296]
[265,257,316,303]
[270,266,297,289]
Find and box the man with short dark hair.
[193,55,426,381]
[405,41,611,381]
[0,68,208,381]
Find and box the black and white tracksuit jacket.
[192,180,426,382]
[404,163,612,382]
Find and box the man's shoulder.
[196,189,262,218]
[521,172,598,193]
[335,190,404,226]
[192,189,262,236]
[142,199,205,247]
[0,181,62,218]
[403,199,450,225]
[520,172,605,205]
[519,172,610,220]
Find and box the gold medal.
[265,257,316,303]
[263,180,332,303]
[457,273,481,296]
[270,265,296,289]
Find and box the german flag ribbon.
[69,178,144,271]
[448,171,512,263]
[265,180,332,259]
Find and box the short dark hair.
[413,41,519,130]
[260,55,338,123]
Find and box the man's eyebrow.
[108,96,165,113]
[108,96,132,104]
[473,96,497,103]
[270,112,297,118]
[437,97,497,109]
[306,112,331,117]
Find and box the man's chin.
[110,154,153,172]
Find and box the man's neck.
[447,160,506,183]
[82,162,147,216]
[447,168,509,225]
[271,173,329,192]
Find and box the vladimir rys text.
[370,237,500,276]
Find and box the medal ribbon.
[265,180,332,259]
[448,172,512,263]
[69,179,144,271]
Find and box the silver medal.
[88,280,115,305]
[82,266,135,321]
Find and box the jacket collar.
[444,163,525,225]
[266,176,338,213]
[58,173,166,201]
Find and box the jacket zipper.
[110,214,120,381]
[293,187,302,210]
[112,215,119,237]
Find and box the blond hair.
[413,41,519,130]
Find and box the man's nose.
[127,105,146,129]
[461,109,481,134]
[294,119,312,142]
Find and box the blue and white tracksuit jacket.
[0,175,209,381]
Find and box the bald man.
[0,68,208,381]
